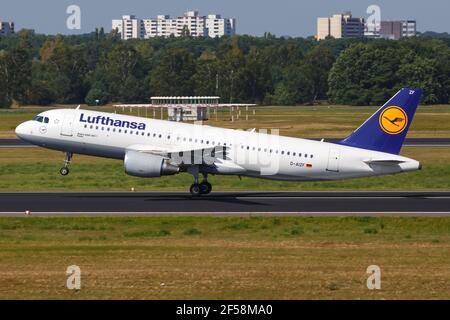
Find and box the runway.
[1,192,450,216]
[2,138,450,148]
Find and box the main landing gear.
[188,167,212,196]
[60,152,73,176]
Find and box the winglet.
[76,105,81,110]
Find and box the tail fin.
[337,88,422,154]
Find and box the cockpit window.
[33,116,44,123]
[32,116,49,123]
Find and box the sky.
[1,0,449,37]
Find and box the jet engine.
[124,150,179,177]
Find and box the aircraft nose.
[15,122,28,140]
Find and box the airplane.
[15,88,422,196]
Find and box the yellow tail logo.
[379,106,408,135]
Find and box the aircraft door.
[326,148,340,172]
[60,111,76,137]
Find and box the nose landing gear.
[60,152,73,176]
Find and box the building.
[0,21,14,36]
[142,15,178,38]
[176,10,206,37]
[206,14,236,38]
[365,20,417,40]
[317,12,364,40]
[113,11,236,40]
[112,15,144,40]
[401,20,417,38]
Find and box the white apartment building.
[113,11,236,39]
[176,11,206,37]
[142,15,178,38]
[112,15,144,40]
[317,12,365,40]
[206,14,236,38]
[0,21,14,36]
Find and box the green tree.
[85,88,109,105]
[150,48,196,96]
[328,43,402,105]
[0,46,32,107]
[38,37,88,103]
[89,43,149,103]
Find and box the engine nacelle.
[124,150,179,178]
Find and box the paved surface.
[0,192,449,216]
[2,138,450,148]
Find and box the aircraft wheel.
[60,167,69,176]
[199,182,212,195]
[190,184,201,196]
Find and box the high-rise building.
[113,11,236,40]
[112,15,144,40]
[142,15,178,38]
[177,10,206,37]
[401,20,417,38]
[0,21,15,36]
[317,12,365,40]
[206,14,236,38]
[365,20,417,40]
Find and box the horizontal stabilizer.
[364,159,406,165]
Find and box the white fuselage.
[15,109,421,181]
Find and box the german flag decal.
[306,164,313,168]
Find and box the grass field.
[1,104,450,139]
[0,147,448,191]
[0,216,448,299]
